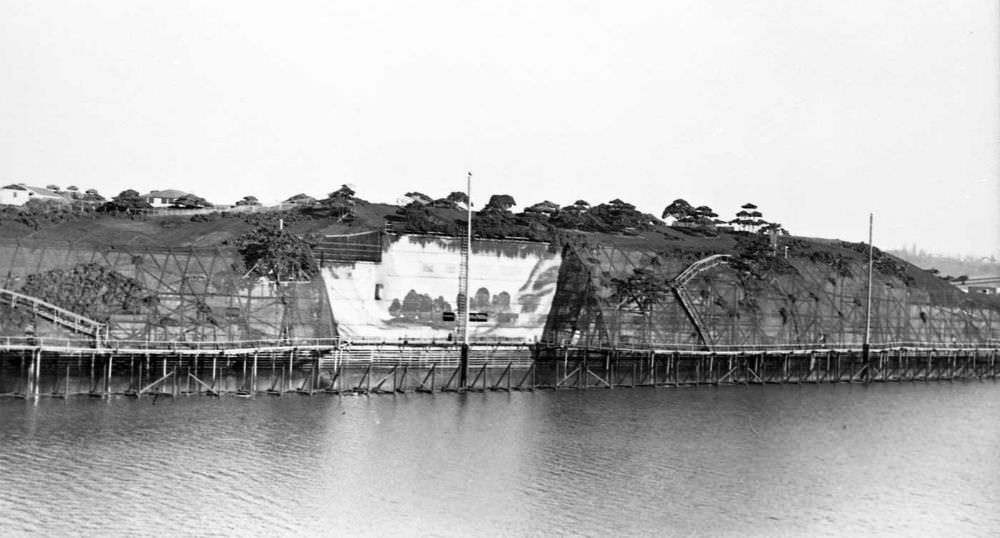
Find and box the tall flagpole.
[464,171,472,347]
[459,172,472,388]
[863,213,873,382]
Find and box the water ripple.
[1,383,999,536]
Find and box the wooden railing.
[0,288,106,338]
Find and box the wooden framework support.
[3,344,999,401]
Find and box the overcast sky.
[2,1,997,256]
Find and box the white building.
[0,184,69,206]
[140,189,191,207]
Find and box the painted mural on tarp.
[320,235,561,341]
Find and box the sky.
[1,1,998,257]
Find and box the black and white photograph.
[1,1,998,536]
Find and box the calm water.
[2,382,999,537]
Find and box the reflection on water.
[2,383,999,536]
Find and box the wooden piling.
[252,352,258,395]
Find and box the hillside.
[0,197,990,310]
[2,195,999,346]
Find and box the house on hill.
[140,189,192,207]
[0,184,70,206]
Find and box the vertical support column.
[26,348,39,399]
[313,355,321,394]
[459,343,469,389]
[104,354,112,398]
[287,349,295,393]
[862,344,871,384]
[252,351,259,395]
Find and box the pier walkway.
[1,336,997,400]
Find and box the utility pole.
[863,213,874,383]
[459,172,472,388]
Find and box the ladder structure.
[669,255,733,351]
[671,286,711,351]
[1,288,107,342]
[455,231,470,342]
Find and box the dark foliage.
[21,263,154,322]
[484,194,517,212]
[731,234,798,279]
[236,221,318,282]
[171,194,213,209]
[389,204,463,235]
[106,189,152,212]
[610,268,671,314]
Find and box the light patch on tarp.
[321,235,561,341]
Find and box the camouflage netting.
[543,241,1000,349]
[20,263,153,323]
[0,239,335,342]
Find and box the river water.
[2,382,999,537]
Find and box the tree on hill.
[484,194,517,212]
[236,195,260,206]
[693,205,718,227]
[730,202,771,232]
[46,184,60,192]
[523,200,560,217]
[320,185,359,210]
[662,199,696,222]
[330,184,356,199]
[549,200,602,231]
[107,189,152,212]
[284,193,317,205]
[446,191,469,207]
[236,222,318,282]
[589,199,661,232]
[758,222,788,236]
[171,194,213,209]
[83,188,105,202]
[404,192,433,205]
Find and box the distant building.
[0,184,70,206]
[966,286,998,295]
[140,189,191,207]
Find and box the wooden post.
[605,351,612,389]
[26,349,37,398]
[252,351,259,395]
[18,351,26,397]
[314,355,321,394]
[30,348,40,398]
[287,349,294,393]
[104,354,112,397]
[64,362,71,399]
